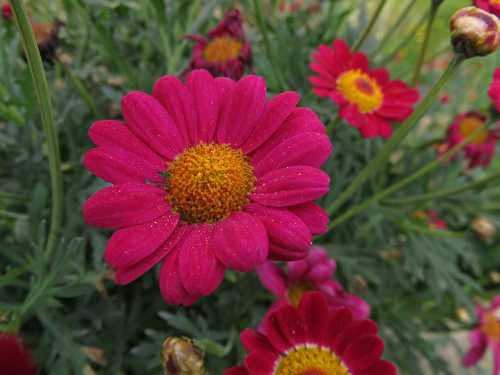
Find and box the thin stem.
[386,170,500,206]
[329,127,482,229]
[326,54,464,216]
[412,3,439,85]
[252,0,287,89]
[11,0,63,255]
[352,0,388,51]
[373,0,416,56]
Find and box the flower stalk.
[353,0,388,51]
[11,0,63,255]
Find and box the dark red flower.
[2,2,12,21]
[185,9,252,79]
[0,333,38,375]
[224,292,397,375]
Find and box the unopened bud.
[472,216,496,240]
[2,3,12,21]
[450,6,500,58]
[162,337,205,375]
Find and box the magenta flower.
[257,247,370,319]
[489,68,500,112]
[463,296,500,374]
[185,9,252,80]
[83,69,332,305]
[0,333,38,375]
[443,111,499,169]
[474,0,500,17]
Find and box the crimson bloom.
[186,9,251,80]
[0,333,38,375]
[414,210,447,230]
[83,69,332,306]
[2,2,12,21]
[257,246,370,319]
[224,292,397,375]
[463,296,500,374]
[474,0,500,17]
[309,39,419,139]
[489,68,500,112]
[444,111,499,169]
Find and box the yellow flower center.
[287,282,315,307]
[459,116,488,145]
[490,0,500,6]
[336,69,383,114]
[274,346,350,375]
[481,312,500,340]
[203,35,242,63]
[166,143,255,224]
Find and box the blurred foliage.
[0,0,499,374]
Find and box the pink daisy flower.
[185,9,252,80]
[83,69,332,305]
[309,39,419,139]
[444,111,499,169]
[0,333,38,375]
[463,296,500,374]
[257,246,370,319]
[474,0,500,17]
[224,292,397,375]
[489,68,500,112]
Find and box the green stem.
[386,170,500,206]
[373,0,416,57]
[352,0,388,51]
[60,63,99,117]
[253,0,287,89]
[328,127,481,229]
[411,3,439,85]
[11,0,63,255]
[326,54,464,216]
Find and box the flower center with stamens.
[274,346,350,375]
[336,69,383,114]
[459,115,489,144]
[166,143,255,224]
[287,282,315,307]
[491,0,500,6]
[481,311,500,340]
[203,35,242,63]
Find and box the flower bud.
[2,3,12,21]
[450,6,500,58]
[162,337,205,375]
[472,216,496,240]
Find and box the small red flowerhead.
[2,2,12,21]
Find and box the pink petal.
[256,262,287,296]
[298,291,329,343]
[115,225,190,285]
[343,335,384,371]
[178,224,225,296]
[251,166,330,207]
[212,212,268,272]
[463,329,487,367]
[272,304,307,345]
[217,75,266,147]
[160,249,200,306]
[240,329,276,354]
[104,213,179,269]
[253,132,332,176]
[153,76,196,145]
[83,183,169,229]
[242,91,300,153]
[214,77,235,103]
[83,147,163,185]
[185,70,218,143]
[121,91,186,159]
[245,204,312,254]
[268,243,308,261]
[288,203,329,235]
[376,104,413,121]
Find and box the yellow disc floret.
[166,143,255,224]
[459,116,488,144]
[203,35,242,63]
[287,282,315,307]
[481,311,500,340]
[274,346,350,375]
[336,69,383,114]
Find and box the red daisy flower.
[0,333,38,375]
[257,246,370,320]
[474,0,500,17]
[83,69,332,305]
[186,9,252,80]
[2,2,12,21]
[489,68,500,112]
[223,292,397,375]
[443,111,499,169]
[309,39,419,139]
